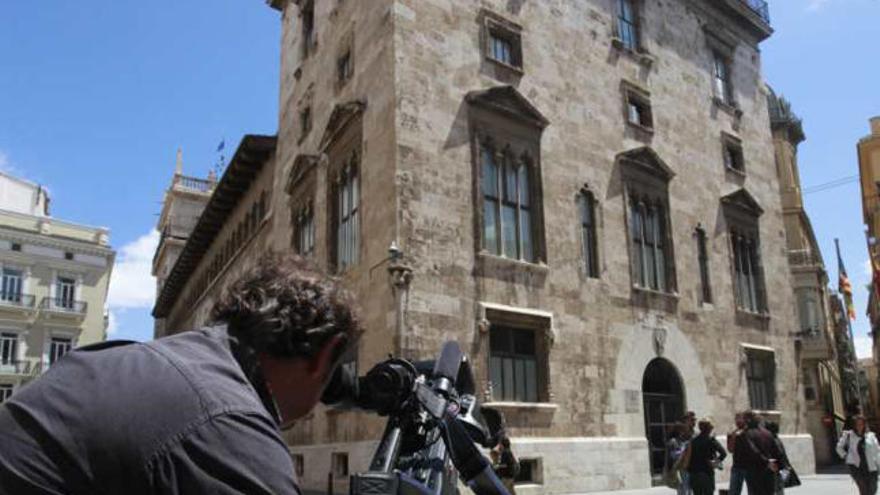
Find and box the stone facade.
[154,0,817,491]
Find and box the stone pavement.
[583,473,856,495]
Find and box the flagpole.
[836,238,866,414]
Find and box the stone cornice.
[0,226,114,259]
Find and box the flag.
[216,139,225,152]
[836,239,857,321]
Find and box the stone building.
[0,172,115,403]
[768,89,846,465]
[859,117,880,377]
[153,0,817,491]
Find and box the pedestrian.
[726,412,747,495]
[687,418,727,495]
[491,435,519,494]
[667,422,693,495]
[765,421,790,494]
[837,414,880,495]
[734,411,783,495]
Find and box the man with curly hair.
[0,253,360,494]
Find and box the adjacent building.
[154,0,817,491]
[860,117,880,377]
[0,172,115,403]
[768,89,846,465]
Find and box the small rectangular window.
[722,134,745,173]
[489,326,539,403]
[713,51,733,105]
[331,453,349,478]
[291,454,305,478]
[337,49,353,84]
[65,252,74,261]
[0,384,12,403]
[484,15,523,70]
[696,227,712,304]
[624,90,653,131]
[56,277,76,310]
[515,458,543,485]
[295,206,316,257]
[10,243,21,252]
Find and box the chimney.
[871,116,880,137]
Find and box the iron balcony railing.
[788,249,822,268]
[0,359,39,375]
[40,297,88,314]
[739,0,770,24]
[0,292,36,308]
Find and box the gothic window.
[619,147,676,294]
[617,0,640,51]
[579,190,599,278]
[723,190,766,315]
[696,226,712,304]
[333,155,359,270]
[481,146,536,262]
[745,348,776,411]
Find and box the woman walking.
[837,415,880,495]
[666,422,693,495]
[686,418,727,495]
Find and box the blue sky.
[1,1,878,353]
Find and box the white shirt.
[837,430,880,471]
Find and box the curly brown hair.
[211,252,360,359]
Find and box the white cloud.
[806,0,831,11]
[854,336,873,359]
[106,310,119,336]
[108,230,159,310]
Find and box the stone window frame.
[703,26,741,113]
[621,80,654,134]
[619,149,678,296]
[723,190,768,317]
[480,9,524,75]
[578,185,600,279]
[741,344,777,412]
[324,110,364,274]
[515,458,544,485]
[612,0,642,52]
[478,302,555,407]
[721,132,745,175]
[470,100,548,266]
[336,30,355,90]
[331,452,349,478]
[299,106,312,143]
[695,224,713,305]
[286,154,320,258]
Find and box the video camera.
[321,341,510,495]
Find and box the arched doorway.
[642,358,685,477]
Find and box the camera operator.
[0,253,360,494]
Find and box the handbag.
[781,466,802,488]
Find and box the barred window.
[617,0,640,51]
[334,156,360,270]
[630,197,671,292]
[731,229,766,313]
[481,146,535,262]
[746,348,776,410]
[489,326,539,403]
[579,191,599,278]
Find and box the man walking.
[734,411,783,495]
[727,412,747,495]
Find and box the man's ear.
[308,334,345,377]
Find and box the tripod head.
[321,342,510,495]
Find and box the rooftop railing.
[739,0,770,24]
[173,175,215,194]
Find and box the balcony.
[39,297,88,322]
[0,292,36,313]
[739,0,770,24]
[799,329,834,361]
[173,174,215,195]
[0,359,41,377]
[788,249,823,269]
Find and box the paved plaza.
[586,473,855,495]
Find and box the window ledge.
[610,38,654,67]
[486,56,525,76]
[725,166,747,177]
[476,252,549,274]
[632,286,679,299]
[483,401,559,412]
[625,120,655,135]
[736,309,770,320]
[713,97,743,117]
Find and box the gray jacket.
[0,326,300,494]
